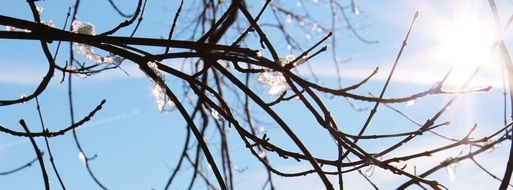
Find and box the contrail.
[0,110,140,151]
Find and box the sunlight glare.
[435,15,496,83]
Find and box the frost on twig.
[71,20,124,64]
[65,64,88,79]
[147,61,175,113]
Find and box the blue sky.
[0,0,512,189]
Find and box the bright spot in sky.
[434,14,497,83]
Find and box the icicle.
[363,164,375,177]
[444,157,459,182]
[147,61,175,113]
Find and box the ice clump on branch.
[41,20,55,28]
[258,71,289,96]
[36,6,44,15]
[257,150,267,159]
[485,137,502,152]
[148,61,175,113]
[71,20,124,64]
[72,20,96,35]
[5,26,17,32]
[258,55,306,96]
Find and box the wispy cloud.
[0,60,194,85]
[0,110,140,151]
[0,63,48,85]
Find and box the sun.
[434,14,496,83]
